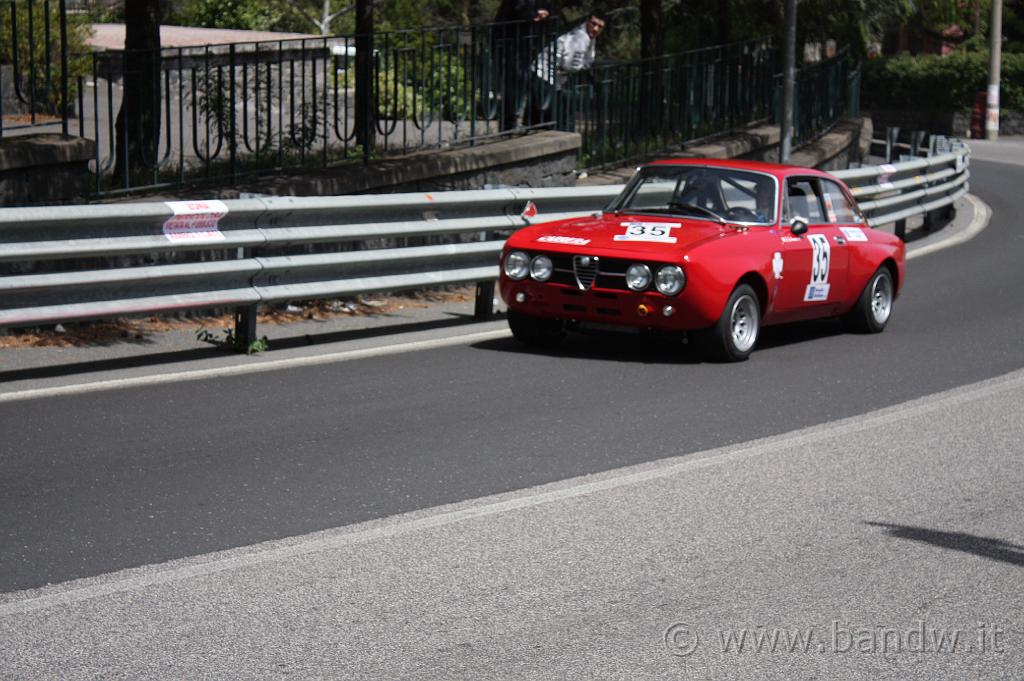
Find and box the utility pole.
[986,0,1003,140]
[780,0,796,162]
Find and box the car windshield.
[610,165,778,225]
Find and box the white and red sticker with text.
[163,200,228,242]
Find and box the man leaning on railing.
[530,11,606,131]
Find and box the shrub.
[864,51,1024,112]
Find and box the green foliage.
[196,327,270,354]
[0,2,92,111]
[864,51,1024,112]
[175,0,288,32]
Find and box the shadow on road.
[867,522,1024,567]
[471,316,848,363]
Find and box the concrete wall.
[870,107,1024,138]
[0,134,95,206]
[222,131,581,200]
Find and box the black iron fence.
[72,21,562,195]
[0,0,70,135]
[567,38,776,169]
[773,47,860,147]
[2,5,860,196]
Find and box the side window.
[820,180,858,223]
[786,179,825,223]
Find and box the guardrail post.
[474,281,496,320]
[234,245,258,347]
[885,126,899,163]
[234,304,258,347]
[894,219,907,241]
[911,130,926,157]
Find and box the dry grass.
[0,288,475,348]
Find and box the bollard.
[474,281,496,320]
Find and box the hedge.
[863,51,1024,112]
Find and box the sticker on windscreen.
[614,222,680,243]
[840,226,868,242]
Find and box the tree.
[640,0,663,60]
[354,0,374,154]
[114,0,161,181]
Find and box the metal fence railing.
[3,4,864,199]
[0,147,969,345]
[772,48,858,148]
[0,0,71,136]
[73,21,562,196]
[568,38,776,169]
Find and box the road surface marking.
[3,366,1023,615]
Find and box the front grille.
[573,255,599,290]
[537,252,664,293]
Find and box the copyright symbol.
[664,622,700,657]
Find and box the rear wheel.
[843,267,894,333]
[696,284,760,362]
[507,309,565,348]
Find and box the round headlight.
[530,255,553,282]
[626,263,652,291]
[504,251,530,280]
[655,265,685,296]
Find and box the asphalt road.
[1,153,1023,678]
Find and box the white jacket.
[534,24,595,86]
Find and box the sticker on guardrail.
[163,200,228,241]
[877,164,897,190]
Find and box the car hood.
[511,212,730,258]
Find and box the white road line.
[0,328,511,403]
[907,194,991,260]
[3,366,1023,615]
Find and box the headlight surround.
[625,263,652,291]
[530,255,553,282]
[655,265,686,296]
[504,250,530,280]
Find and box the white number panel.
[804,233,831,302]
[613,222,680,243]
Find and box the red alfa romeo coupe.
[499,159,906,361]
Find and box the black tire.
[507,309,565,348]
[695,284,761,362]
[843,267,894,334]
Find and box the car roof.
[643,157,834,179]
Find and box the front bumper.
[499,278,716,331]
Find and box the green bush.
[864,51,1024,112]
[0,2,92,112]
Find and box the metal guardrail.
[0,147,970,344]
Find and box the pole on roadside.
[986,0,1003,140]
[780,0,797,162]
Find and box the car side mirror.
[790,217,809,236]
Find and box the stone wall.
[870,107,1024,138]
[0,134,95,206]
[220,131,581,199]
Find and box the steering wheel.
[724,207,761,222]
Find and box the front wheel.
[695,284,761,362]
[843,267,894,333]
[507,309,565,348]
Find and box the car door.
[773,177,849,319]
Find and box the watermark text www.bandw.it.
[663,620,1008,657]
